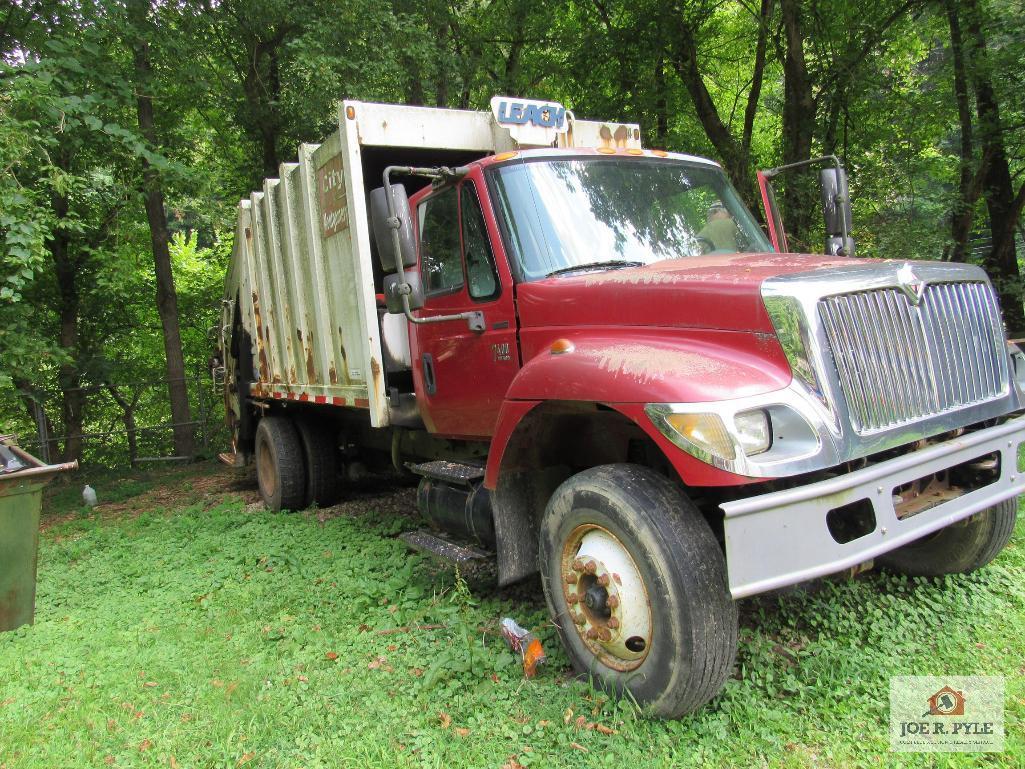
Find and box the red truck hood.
[515,253,855,333]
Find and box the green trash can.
[0,436,77,632]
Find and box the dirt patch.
[40,463,248,532]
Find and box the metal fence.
[8,373,227,468]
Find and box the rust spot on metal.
[306,345,316,381]
[272,375,282,384]
[258,348,270,381]
[370,357,381,378]
[328,365,338,384]
[245,227,252,240]
[289,367,297,384]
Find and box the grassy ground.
[1,462,1022,768]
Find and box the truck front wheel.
[539,464,738,718]
[255,416,306,511]
[878,498,1018,577]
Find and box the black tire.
[254,416,306,511]
[539,464,738,718]
[295,417,340,508]
[878,498,1018,577]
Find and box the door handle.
[422,353,437,395]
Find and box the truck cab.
[218,97,1025,718]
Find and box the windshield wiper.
[546,260,643,278]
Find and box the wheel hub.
[583,584,610,615]
[561,524,652,671]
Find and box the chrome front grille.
[819,281,1008,433]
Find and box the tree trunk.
[653,54,668,148]
[944,0,980,263]
[779,0,816,250]
[106,384,139,465]
[963,0,1024,331]
[128,0,195,457]
[742,0,773,159]
[13,378,60,462]
[666,14,757,207]
[47,155,85,464]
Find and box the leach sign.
[491,97,569,133]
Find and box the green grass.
[1,465,1023,768]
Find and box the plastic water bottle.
[82,484,97,507]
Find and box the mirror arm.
[382,165,484,332]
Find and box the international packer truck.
[216,96,1025,717]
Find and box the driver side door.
[410,176,520,438]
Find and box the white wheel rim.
[561,524,652,671]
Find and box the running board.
[218,451,245,468]
[399,529,490,564]
[406,460,484,486]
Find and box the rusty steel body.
[0,438,77,631]
[221,101,642,434]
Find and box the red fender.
[485,330,792,488]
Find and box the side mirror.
[383,272,424,313]
[819,167,855,256]
[370,184,417,272]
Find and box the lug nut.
[599,628,612,642]
[607,617,620,629]
[586,628,599,640]
[585,561,597,574]
[567,594,579,604]
[572,559,585,572]
[574,613,587,626]
[565,573,577,584]
[596,574,609,587]
[607,595,620,609]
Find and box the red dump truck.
[216,97,1025,717]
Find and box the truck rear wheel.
[878,498,1018,577]
[539,464,738,718]
[255,416,306,511]
[295,418,339,508]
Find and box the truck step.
[218,451,245,468]
[399,530,490,563]
[407,460,485,486]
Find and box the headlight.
[645,399,819,477]
[662,412,735,461]
[734,409,771,456]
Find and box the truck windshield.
[488,157,772,280]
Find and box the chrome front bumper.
[721,415,1025,598]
